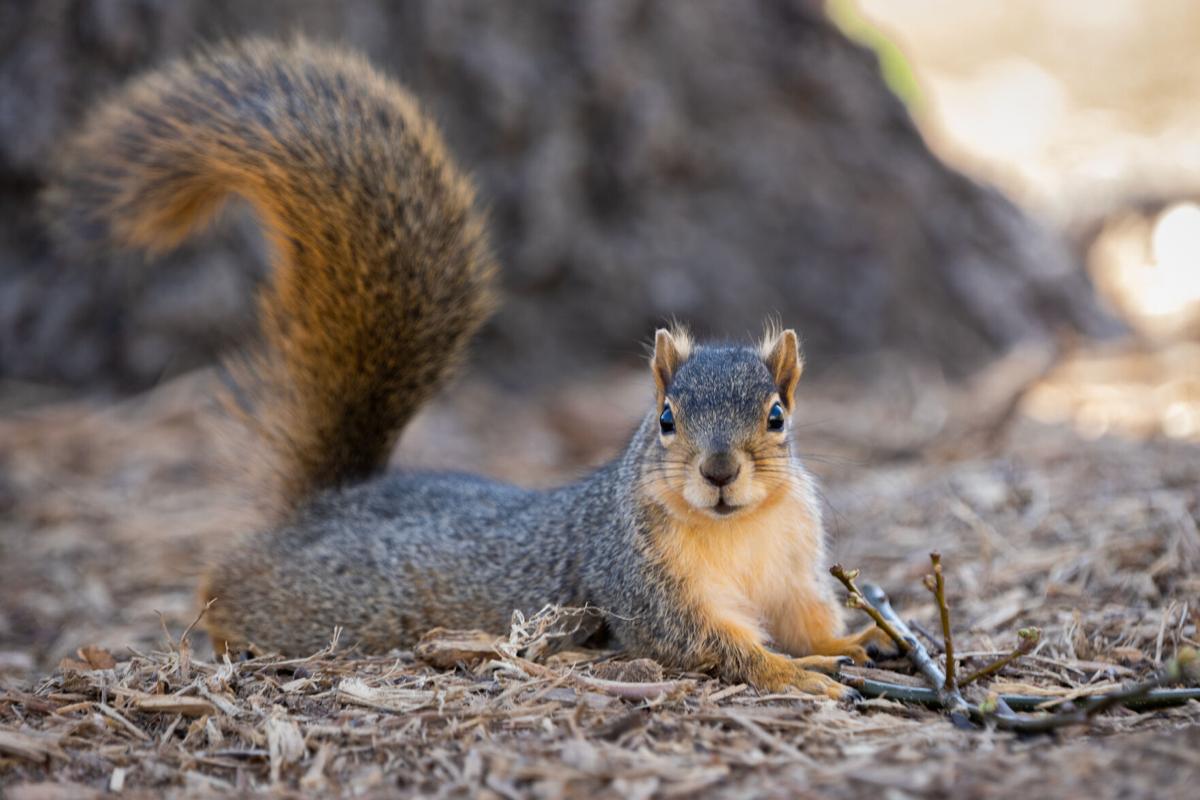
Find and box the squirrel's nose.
[700,452,740,488]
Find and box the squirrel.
[48,39,893,701]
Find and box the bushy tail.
[45,39,496,507]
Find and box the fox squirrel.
[49,39,892,700]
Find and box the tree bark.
[0,0,1117,390]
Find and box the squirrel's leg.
[703,618,859,701]
[606,562,857,699]
[771,588,899,664]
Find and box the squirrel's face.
[642,326,804,521]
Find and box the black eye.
[659,404,676,435]
[767,402,785,431]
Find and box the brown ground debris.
[1,356,1198,798]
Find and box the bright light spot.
[1152,203,1200,263]
[1138,203,1200,317]
[1090,201,1200,337]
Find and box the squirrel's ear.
[763,328,803,409]
[651,328,685,400]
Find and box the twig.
[1075,648,1196,718]
[980,648,1198,732]
[509,656,691,700]
[829,565,910,654]
[180,598,218,647]
[843,676,1200,712]
[841,583,1199,733]
[923,552,956,692]
[909,620,944,654]
[839,675,942,706]
[156,611,175,653]
[960,628,1041,687]
[861,580,971,723]
[857,585,943,688]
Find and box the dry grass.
[1,351,1199,798]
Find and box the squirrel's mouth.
[712,499,740,516]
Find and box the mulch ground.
[1,346,1198,798]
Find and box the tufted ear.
[650,327,690,402]
[762,328,803,410]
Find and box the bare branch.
[859,581,971,722]
[837,561,1200,733]
[981,649,1197,731]
[179,597,218,649]
[857,585,943,687]
[844,673,1200,713]
[924,552,956,692]
[846,648,1200,731]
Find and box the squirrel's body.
[204,412,835,668]
[208,469,596,655]
[51,40,890,699]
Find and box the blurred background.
[1,0,1199,675]
[0,0,1126,390]
[2,0,1198,443]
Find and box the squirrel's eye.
[659,404,676,435]
[767,402,786,431]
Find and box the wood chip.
[0,729,64,763]
[133,694,218,717]
[95,703,150,741]
[267,711,306,783]
[337,678,437,713]
[414,627,502,668]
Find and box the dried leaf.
[77,646,116,670]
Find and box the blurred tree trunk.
[0,0,1116,390]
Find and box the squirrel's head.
[642,324,803,521]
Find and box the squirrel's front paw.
[751,654,860,703]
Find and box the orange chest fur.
[651,491,826,646]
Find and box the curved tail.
[46,39,496,507]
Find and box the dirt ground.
[5,2,1198,795]
[1,340,1198,798]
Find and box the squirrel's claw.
[835,685,864,705]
